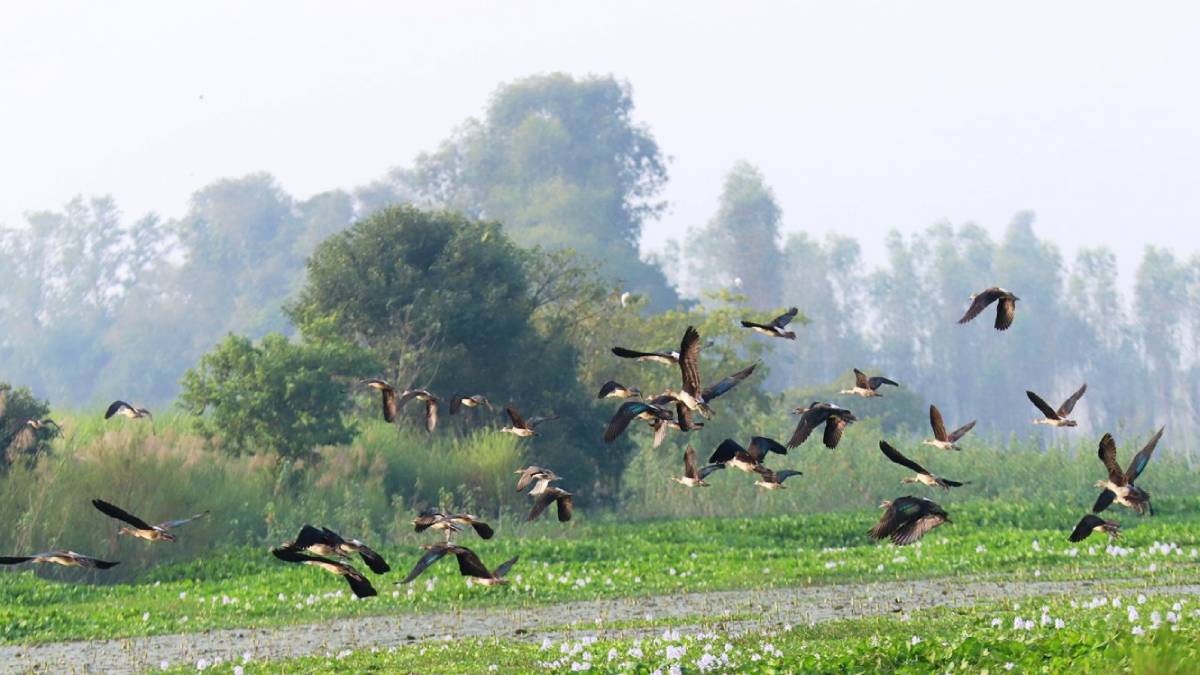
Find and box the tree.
[0,382,54,470]
[686,162,784,308]
[388,73,678,308]
[179,332,377,457]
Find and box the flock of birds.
[0,286,1168,598]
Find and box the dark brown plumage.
[957,287,1019,330]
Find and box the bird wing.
[868,502,902,540]
[774,469,803,483]
[1097,433,1125,486]
[879,441,928,475]
[597,381,620,399]
[740,320,771,330]
[772,307,799,328]
[292,524,335,548]
[948,420,976,443]
[515,468,541,493]
[158,510,210,530]
[708,438,745,464]
[697,463,725,480]
[702,363,758,402]
[675,402,698,431]
[395,389,421,410]
[0,556,34,565]
[449,394,464,415]
[354,544,391,574]
[1092,489,1116,513]
[381,387,398,423]
[91,499,154,531]
[928,405,949,442]
[678,326,703,397]
[1069,514,1105,542]
[425,398,438,433]
[853,369,870,389]
[891,513,947,546]
[400,546,451,584]
[612,347,659,360]
[342,568,377,598]
[527,414,558,428]
[869,376,899,390]
[505,405,528,429]
[1026,391,1060,420]
[1057,383,1087,417]
[104,401,131,419]
[67,553,120,569]
[787,409,824,449]
[604,402,651,443]
[492,555,519,579]
[1125,427,1164,483]
[452,546,492,579]
[749,436,788,460]
[555,494,574,522]
[957,288,1002,324]
[527,492,557,521]
[823,416,849,449]
[683,445,699,480]
[994,297,1017,330]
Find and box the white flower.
[142,612,150,621]
[1132,625,1145,636]
[195,658,209,671]
[1055,618,1065,629]
[179,591,187,600]
[628,647,644,658]
[159,661,169,672]
[1113,597,1123,608]
[910,636,922,645]
[1128,606,1140,622]
[1004,663,1014,671]
[336,649,352,660]
[1031,540,1041,552]
[488,666,498,672]
[1138,594,1147,604]
[991,618,1002,627]
[570,662,591,672]
[696,652,718,672]
[541,638,553,650]
[669,666,682,675]
[233,668,244,675]
[976,545,987,553]
[666,644,686,660]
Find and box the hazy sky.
[4,1,1198,280]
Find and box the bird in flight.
[91,499,208,543]
[922,405,975,451]
[501,405,557,438]
[360,379,399,423]
[397,388,440,433]
[271,546,377,598]
[740,307,800,340]
[1069,514,1120,543]
[878,441,968,491]
[280,524,390,574]
[869,496,950,546]
[788,402,857,449]
[1093,428,1163,516]
[839,369,900,398]
[105,401,151,420]
[707,436,788,474]
[0,550,118,570]
[672,445,724,487]
[751,465,803,490]
[596,381,642,400]
[957,287,1019,330]
[448,393,493,415]
[412,509,495,542]
[1026,384,1087,427]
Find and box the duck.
[397,389,439,433]
[91,499,208,543]
[878,441,968,491]
[597,381,642,400]
[839,369,899,398]
[868,496,950,546]
[740,307,799,340]
[1026,384,1087,427]
[514,466,560,493]
[412,509,495,542]
[448,393,493,415]
[104,401,151,420]
[671,327,758,417]
[399,542,460,584]
[1069,514,1120,543]
[1094,428,1163,516]
[957,287,1019,330]
[603,398,673,443]
[501,405,558,438]
[650,402,705,448]
[671,445,724,487]
[922,405,976,451]
[528,486,574,522]
[752,465,803,490]
[271,546,377,598]
[360,379,399,422]
[787,402,857,449]
[0,550,118,569]
[2,418,62,454]
[610,345,680,366]
[282,524,391,574]
[707,436,788,474]
[454,548,519,587]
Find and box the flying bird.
[869,496,950,546]
[528,486,574,522]
[1093,429,1163,516]
[514,466,560,493]
[271,546,377,598]
[672,445,724,487]
[707,436,787,474]
[752,465,803,490]
[281,524,390,574]
[448,393,493,415]
[603,398,673,443]
[597,381,642,400]
[840,369,899,398]
[104,401,151,420]
[922,405,976,451]
[91,499,208,543]
[360,379,399,422]
[957,287,1019,330]
[788,402,857,449]
[0,550,118,569]
[397,389,439,433]
[878,441,968,491]
[650,402,705,448]
[610,344,680,366]
[412,509,495,542]
[453,547,519,587]
[669,327,757,418]
[1069,514,1120,543]
[1026,384,1087,427]
[501,406,557,438]
[740,307,800,340]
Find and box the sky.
[3,1,1199,281]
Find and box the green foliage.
[179,333,377,457]
[0,382,53,469]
